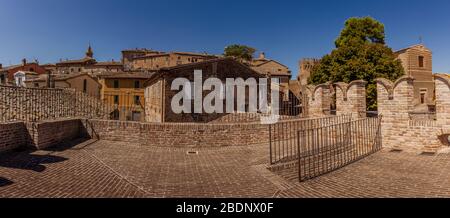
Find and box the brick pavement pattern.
[1,140,450,198]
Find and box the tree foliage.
[224,44,256,62]
[309,16,404,111]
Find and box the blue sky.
[1,0,450,77]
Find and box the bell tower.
[85,44,94,58]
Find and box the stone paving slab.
[1,140,450,198]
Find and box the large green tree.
[309,17,404,111]
[224,44,256,63]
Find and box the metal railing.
[268,114,352,165]
[297,116,382,182]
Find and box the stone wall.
[335,80,367,118]
[0,118,83,153]
[0,85,111,122]
[0,122,30,153]
[305,83,331,117]
[376,76,445,152]
[83,119,269,147]
[29,119,83,150]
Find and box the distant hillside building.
[394,44,434,107]
[121,48,163,70]
[55,45,123,76]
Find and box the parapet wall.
[0,122,30,153]
[0,118,83,153]
[376,75,450,152]
[83,119,270,147]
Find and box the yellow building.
[97,71,154,121]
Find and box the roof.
[27,73,94,82]
[122,48,159,53]
[56,57,96,65]
[97,71,156,79]
[94,61,123,66]
[394,44,431,54]
[0,62,40,71]
[133,51,218,60]
[144,57,265,86]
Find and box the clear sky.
[1,0,449,77]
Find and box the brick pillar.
[335,80,367,118]
[376,76,414,149]
[305,83,331,117]
[435,74,450,131]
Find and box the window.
[34,83,39,88]
[113,80,119,88]
[78,68,81,72]
[114,95,119,104]
[83,79,87,93]
[29,68,34,72]
[418,56,424,68]
[134,80,140,89]
[71,68,74,72]
[420,89,427,104]
[0,74,4,84]
[134,95,140,105]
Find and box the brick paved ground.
[2,139,450,198]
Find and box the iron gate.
[297,116,382,182]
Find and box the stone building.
[250,52,291,83]
[97,71,154,121]
[26,73,101,98]
[55,45,123,76]
[144,58,265,123]
[121,48,163,70]
[0,59,47,85]
[394,44,434,109]
[130,51,218,71]
[298,58,320,86]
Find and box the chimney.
[22,58,27,66]
[259,52,265,59]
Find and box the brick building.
[26,73,101,98]
[97,71,154,121]
[55,45,123,76]
[144,58,266,123]
[130,51,218,71]
[121,48,163,70]
[0,59,47,85]
[394,44,434,108]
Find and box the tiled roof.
[97,71,155,79]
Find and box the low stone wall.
[83,119,270,147]
[0,118,83,153]
[0,122,30,153]
[30,119,83,150]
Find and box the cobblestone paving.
[1,140,450,198]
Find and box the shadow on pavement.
[0,177,13,187]
[0,152,68,173]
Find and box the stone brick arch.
[334,80,367,117]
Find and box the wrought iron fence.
[268,114,352,165]
[297,116,382,182]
